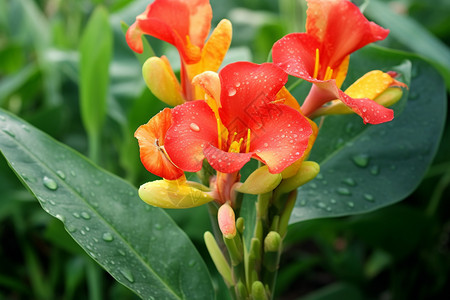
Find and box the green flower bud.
[235,165,282,194]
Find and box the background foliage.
[0,0,449,299]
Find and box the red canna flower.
[126,0,232,103]
[163,62,313,174]
[272,0,398,124]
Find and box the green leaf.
[0,109,215,300]
[289,46,447,223]
[79,6,113,162]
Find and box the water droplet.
[345,123,354,133]
[154,223,162,230]
[363,193,375,202]
[2,128,15,137]
[330,198,337,204]
[337,187,352,195]
[347,201,355,208]
[317,202,326,208]
[228,87,236,96]
[118,249,126,256]
[56,214,65,222]
[66,225,76,233]
[21,124,30,132]
[352,154,370,167]
[80,230,86,235]
[56,170,66,179]
[43,176,58,190]
[189,122,200,132]
[343,178,356,186]
[188,260,196,267]
[300,200,307,206]
[70,170,76,177]
[81,212,91,220]
[120,268,135,283]
[370,165,379,175]
[102,232,114,242]
[73,212,81,218]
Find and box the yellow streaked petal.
[200,19,232,72]
[275,86,302,112]
[334,55,350,88]
[142,56,184,106]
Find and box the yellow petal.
[345,70,395,100]
[138,179,214,209]
[142,56,184,106]
[334,55,350,89]
[192,71,221,110]
[277,161,320,194]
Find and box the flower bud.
[218,203,236,239]
[235,165,282,195]
[276,161,320,194]
[142,56,184,106]
[138,179,214,209]
[373,87,404,108]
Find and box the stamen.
[229,138,243,153]
[323,66,334,81]
[313,48,320,79]
[246,129,251,153]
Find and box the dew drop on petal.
[189,123,200,132]
[228,87,236,97]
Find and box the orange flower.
[126,0,232,103]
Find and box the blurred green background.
[0,0,449,299]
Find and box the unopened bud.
[218,203,236,239]
[264,231,281,253]
[142,56,184,106]
[251,281,268,300]
[374,87,404,108]
[276,161,320,194]
[138,179,214,209]
[235,165,282,194]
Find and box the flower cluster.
[126,0,407,297]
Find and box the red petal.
[135,108,184,180]
[306,0,389,67]
[338,90,394,124]
[250,104,313,173]
[135,0,211,63]
[164,100,218,172]
[203,146,253,173]
[272,33,319,80]
[218,62,288,137]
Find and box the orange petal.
[275,86,301,112]
[142,56,185,106]
[135,108,184,180]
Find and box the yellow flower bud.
[235,165,282,195]
[138,179,214,209]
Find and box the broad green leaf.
[79,6,113,162]
[0,109,215,300]
[289,46,446,223]
[365,0,450,88]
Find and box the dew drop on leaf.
[2,128,15,138]
[343,178,356,186]
[119,268,135,283]
[347,201,355,208]
[73,212,81,218]
[337,187,352,195]
[81,212,91,220]
[43,176,58,190]
[102,232,114,242]
[56,170,66,180]
[370,165,379,175]
[66,224,76,233]
[363,193,375,202]
[352,154,370,167]
[154,223,162,230]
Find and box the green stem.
[88,129,101,164]
[426,169,450,216]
